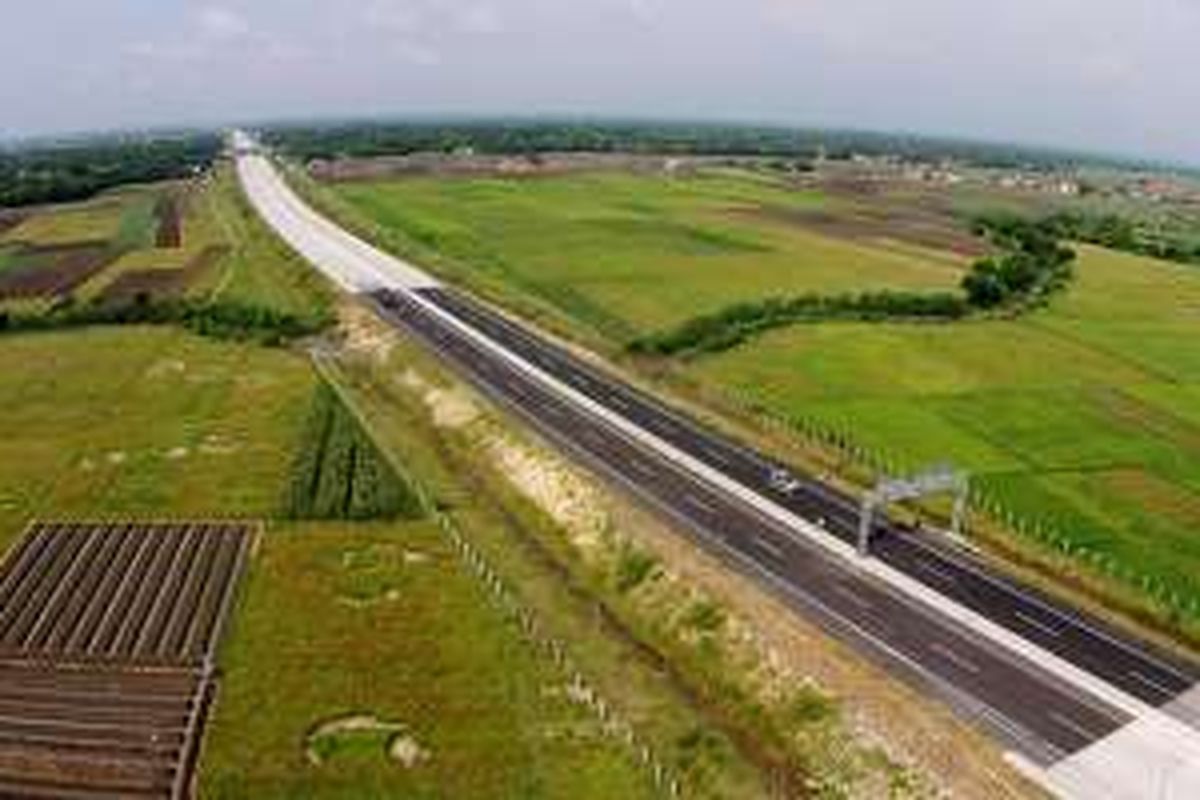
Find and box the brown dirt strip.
[739,204,986,257]
[0,211,26,236]
[0,520,252,666]
[0,661,199,798]
[0,242,117,300]
[154,195,183,249]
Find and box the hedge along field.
[284,382,424,521]
[331,171,966,341]
[694,245,1200,621]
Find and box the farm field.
[0,520,253,797]
[0,165,332,332]
[331,170,969,341]
[328,169,1200,627]
[0,195,136,247]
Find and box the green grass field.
[333,171,965,341]
[203,522,655,799]
[690,245,1200,617]
[330,170,1200,624]
[0,197,132,246]
[0,326,316,546]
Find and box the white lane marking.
[1014,610,1062,639]
[398,276,1155,720]
[832,583,874,611]
[896,527,1194,686]
[703,446,729,465]
[929,642,981,674]
[1049,711,1097,742]
[629,459,656,478]
[1128,669,1175,698]
[914,558,958,584]
[751,535,786,561]
[683,493,716,515]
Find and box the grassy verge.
[327,305,958,798]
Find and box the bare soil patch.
[0,211,26,236]
[0,520,256,799]
[0,241,117,300]
[742,203,985,257]
[305,713,429,768]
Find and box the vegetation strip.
[283,379,423,521]
[632,214,1077,357]
[0,133,221,209]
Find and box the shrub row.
[0,293,330,346]
[629,290,968,357]
[632,212,1081,358]
[1042,210,1200,266]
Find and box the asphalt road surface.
[371,287,1156,763]
[413,287,1198,708]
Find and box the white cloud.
[455,5,504,34]
[363,2,424,34]
[122,40,207,63]
[197,6,250,41]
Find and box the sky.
[1,0,1196,164]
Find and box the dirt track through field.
[0,521,253,799]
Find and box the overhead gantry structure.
[858,464,969,556]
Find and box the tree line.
[629,291,968,357]
[0,292,330,346]
[262,119,1134,172]
[0,132,222,208]
[1039,210,1200,267]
